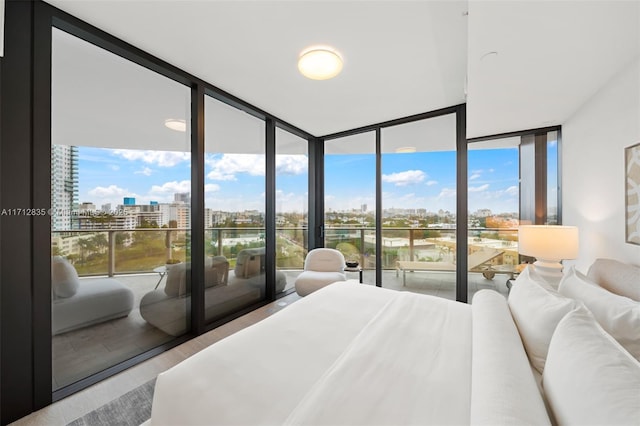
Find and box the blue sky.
[77,146,523,215]
[325,148,521,214]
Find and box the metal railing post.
[409,228,415,261]
[359,228,365,266]
[108,230,115,277]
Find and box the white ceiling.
[467,0,640,138]
[46,0,639,140]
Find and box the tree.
[90,233,108,254]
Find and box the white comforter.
[150,282,549,425]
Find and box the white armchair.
[294,248,347,296]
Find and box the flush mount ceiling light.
[298,46,343,80]
[395,147,417,153]
[164,119,186,132]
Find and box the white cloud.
[112,149,191,167]
[135,167,153,176]
[274,189,307,212]
[205,154,307,181]
[469,184,490,193]
[109,165,120,171]
[88,185,130,198]
[206,154,265,181]
[504,185,518,196]
[438,188,456,198]
[150,180,191,195]
[276,155,308,175]
[426,180,438,186]
[205,184,221,192]
[382,170,425,186]
[469,173,481,181]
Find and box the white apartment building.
[51,144,78,231]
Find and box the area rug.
[67,378,156,426]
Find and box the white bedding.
[151,282,472,425]
[150,282,548,425]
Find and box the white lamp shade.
[518,225,579,261]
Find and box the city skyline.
[71,144,532,217]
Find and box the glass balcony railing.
[52,227,309,277]
[51,226,519,278]
[324,226,519,273]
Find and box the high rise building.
[174,192,190,204]
[51,144,78,231]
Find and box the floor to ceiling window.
[466,136,520,301]
[324,132,377,283]
[275,128,309,290]
[465,128,562,301]
[380,114,458,300]
[51,28,191,390]
[203,95,268,324]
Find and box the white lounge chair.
[395,248,506,286]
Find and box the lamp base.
[532,259,564,288]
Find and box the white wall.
[563,58,640,272]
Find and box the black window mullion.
[32,0,54,411]
[308,137,324,249]
[265,119,276,301]
[375,128,382,287]
[534,133,548,224]
[455,104,468,303]
[190,84,205,335]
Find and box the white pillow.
[587,258,640,301]
[559,266,640,362]
[51,256,80,298]
[508,266,579,373]
[543,306,640,426]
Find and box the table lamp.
[518,225,579,283]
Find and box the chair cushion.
[52,277,134,334]
[234,248,264,279]
[295,271,347,296]
[164,262,190,297]
[51,256,80,298]
[165,259,229,297]
[304,248,345,272]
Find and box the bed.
[147,259,640,426]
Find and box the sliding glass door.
[466,137,520,301]
[275,128,309,291]
[203,95,267,325]
[51,28,191,390]
[380,114,457,299]
[324,132,377,283]
[465,130,561,301]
